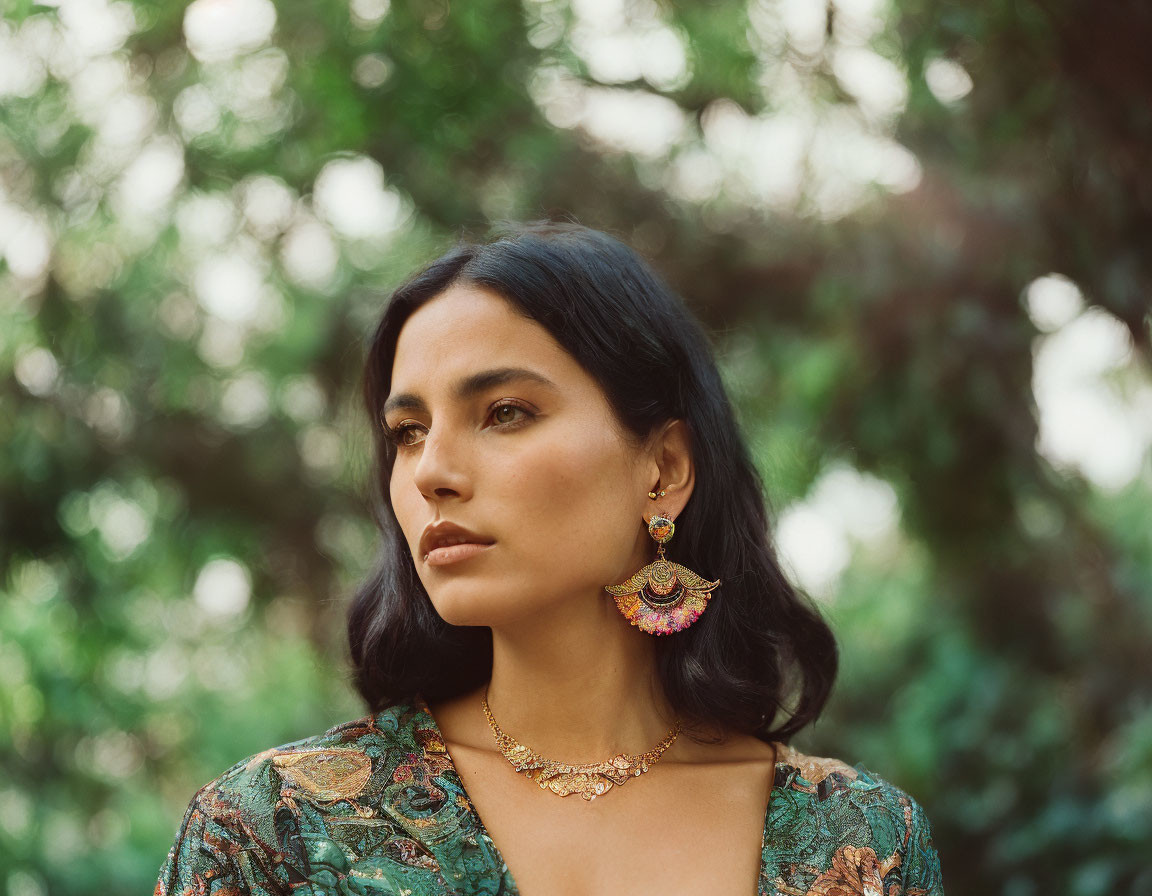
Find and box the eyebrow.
[382,366,560,418]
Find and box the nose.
[410,424,472,501]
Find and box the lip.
[419,520,496,559]
[424,542,495,567]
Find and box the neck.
[482,591,678,762]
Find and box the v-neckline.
[411,693,784,894]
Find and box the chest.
[446,744,775,896]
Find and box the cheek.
[388,473,423,554]
[500,429,641,571]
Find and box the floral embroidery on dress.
[271,748,374,803]
[774,743,860,787]
[774,843,900,896]
[390,724,457,804]
[763,749,942,896]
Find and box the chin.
[426,590,522,628]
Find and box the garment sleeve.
[155,792,259,896]
[901,795,945,895]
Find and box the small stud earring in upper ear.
[647,489,666,500]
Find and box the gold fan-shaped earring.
[604,503,719,635]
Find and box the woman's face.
[384,282,655,628]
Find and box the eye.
[491,401,532,426]
[382,421,424,448]
[382,401,535,450]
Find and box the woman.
[156,222,944,895]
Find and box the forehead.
[390,282,572,384]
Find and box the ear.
[644,419,695,522]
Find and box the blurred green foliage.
[1,0,1150,893]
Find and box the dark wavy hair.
[347,221,837,744]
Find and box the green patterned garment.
[156,696,944,895]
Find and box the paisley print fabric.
[156,696,944,895]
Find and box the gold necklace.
[481,686,682,801]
